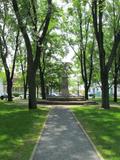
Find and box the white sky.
[62,48,75,63]
[53,0,67,7]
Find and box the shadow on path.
[32,107,100,160]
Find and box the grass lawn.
[93,97,120,104]
[71,105,120,160]
[0,101,49,160]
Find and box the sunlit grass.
[71,105,120,160]
[94,97,120,104]
[0,101,49,160]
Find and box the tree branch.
[11,30,19,80]
[106,31,120,72]
[12,0,33,64]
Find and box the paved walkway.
[32,107,101,160]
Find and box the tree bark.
[7,78,12,101]
[20,54,28,100]
[39,51,46,99]
[101,72,109,109]
[84,84,89,100]
[114,77,117,102]
[0,58,13,101]
[113,60,118,102]
[28,68,36,109]
[40,73,46,99]
[24,82,27,99]
[39,65,46,99]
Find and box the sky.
[53,0,67,7]
[62,48,75,63]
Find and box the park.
[0,0,120,160]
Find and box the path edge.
[29,107,52,160]
[70,109,104,160]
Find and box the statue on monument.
[60,63,70,97]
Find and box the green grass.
[72,105,120,160]
[94,97,120,104]
[0,101,49,160]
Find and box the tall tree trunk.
[113,74,118,102]
[114,79,117,102]
[39,59,46,99]
[101,72,110,109]
[20,58,28,99]
[113,58,118,102]
[24,83,27,99]
[84,84,89,100]
[23,73,28,100]
[7,78,12,101]
[40,71,46,99]
[3,69,13,101]
[28,68,36,109]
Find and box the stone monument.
[61,63,69,97]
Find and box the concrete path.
[32,107,101,160]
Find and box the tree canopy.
[0,0,120,109]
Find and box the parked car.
[88,93,95,98]
[0,93,15,100]
[48,93,58,96]
[0,93,8,100]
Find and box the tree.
[0,2,19,101]
[92,0,120,109]
[39,46,46,99]
[17,46,28,99]
[63,0,95,99]
[39,33,66,98]
[38,5,66,99]
[110,0,120,102]
[113,45,120,102]
[11,0,52,109]
[75,1,94,100]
